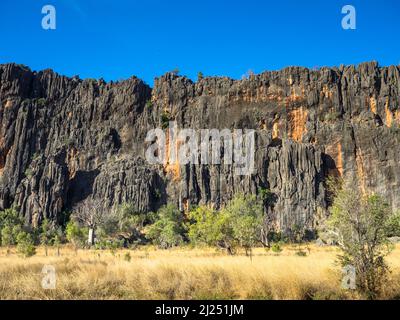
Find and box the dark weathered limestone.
[0,62,399,232]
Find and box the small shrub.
[267,231,282,243]
[16,232,36,258]
[146,204,186,249]
[37,98,46,106]
[161,112,171,129]
[24,168,33,178]
[66,220,87,249]
[271,243,282,254]
[386,212,400,237]
[145,100,153,109]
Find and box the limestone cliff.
[0,61,399,233]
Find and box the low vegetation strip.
[0,245,400,300]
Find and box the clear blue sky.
[1,0,399,85]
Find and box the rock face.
[0,62,399,233]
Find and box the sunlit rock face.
[0,61,399,232]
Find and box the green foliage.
[99,203,153,244]
[224,194,264,255]
[267,231,282,243]
[94,239,124,250]
[328,184,394,299]
[153,189,162,200]
[146,204,186,249]
[24,168,33,178]
[31,152,40,162]
[0,208,24,246]
[258,187,275,205]
[52,228,63,246]
[271,243,282,253]
[197,72,204,81]
[16,232,36,257]
[188,194,264,256]
[37,98,46,106]
[39,218,51,246]
[66,220,87,248]
[188,206,223,246]
[160,112,171,129]
[1,225,22,246]
[145,100,153,109]
[385,212,400,237]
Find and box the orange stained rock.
[385,98,393,127]
[370,97,377,114]
[272,121,279,139]
[67,147,79,179]
[322,85,334,100]
[164,130,181,181]
[355,147,367,195]
[5,100,13,108]
[337,143,343,177]
[288,87,304,103]
[183,199,189,213]
[288,107,307,142]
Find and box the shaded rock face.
[0,62,399,232]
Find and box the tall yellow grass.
[0,245,399,300]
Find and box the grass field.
[1,245,400,300]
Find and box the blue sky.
[0,0,399,85]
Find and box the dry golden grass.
[0,244,400,300]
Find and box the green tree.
[385,212,400,237]
[115,204,149,239]
[0,208,24,247]
[328,183,394,299]
[66,220,87,249]
[52,230,62,256]
[146,204,186,249]
[188,194,264,257]
[197,71,204,81]
[189,206,223,243]
[16,231,36,258]
[39,218,53,256]
[223,194,264,258]
[98,203,155,246]
[1,225,23,247]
